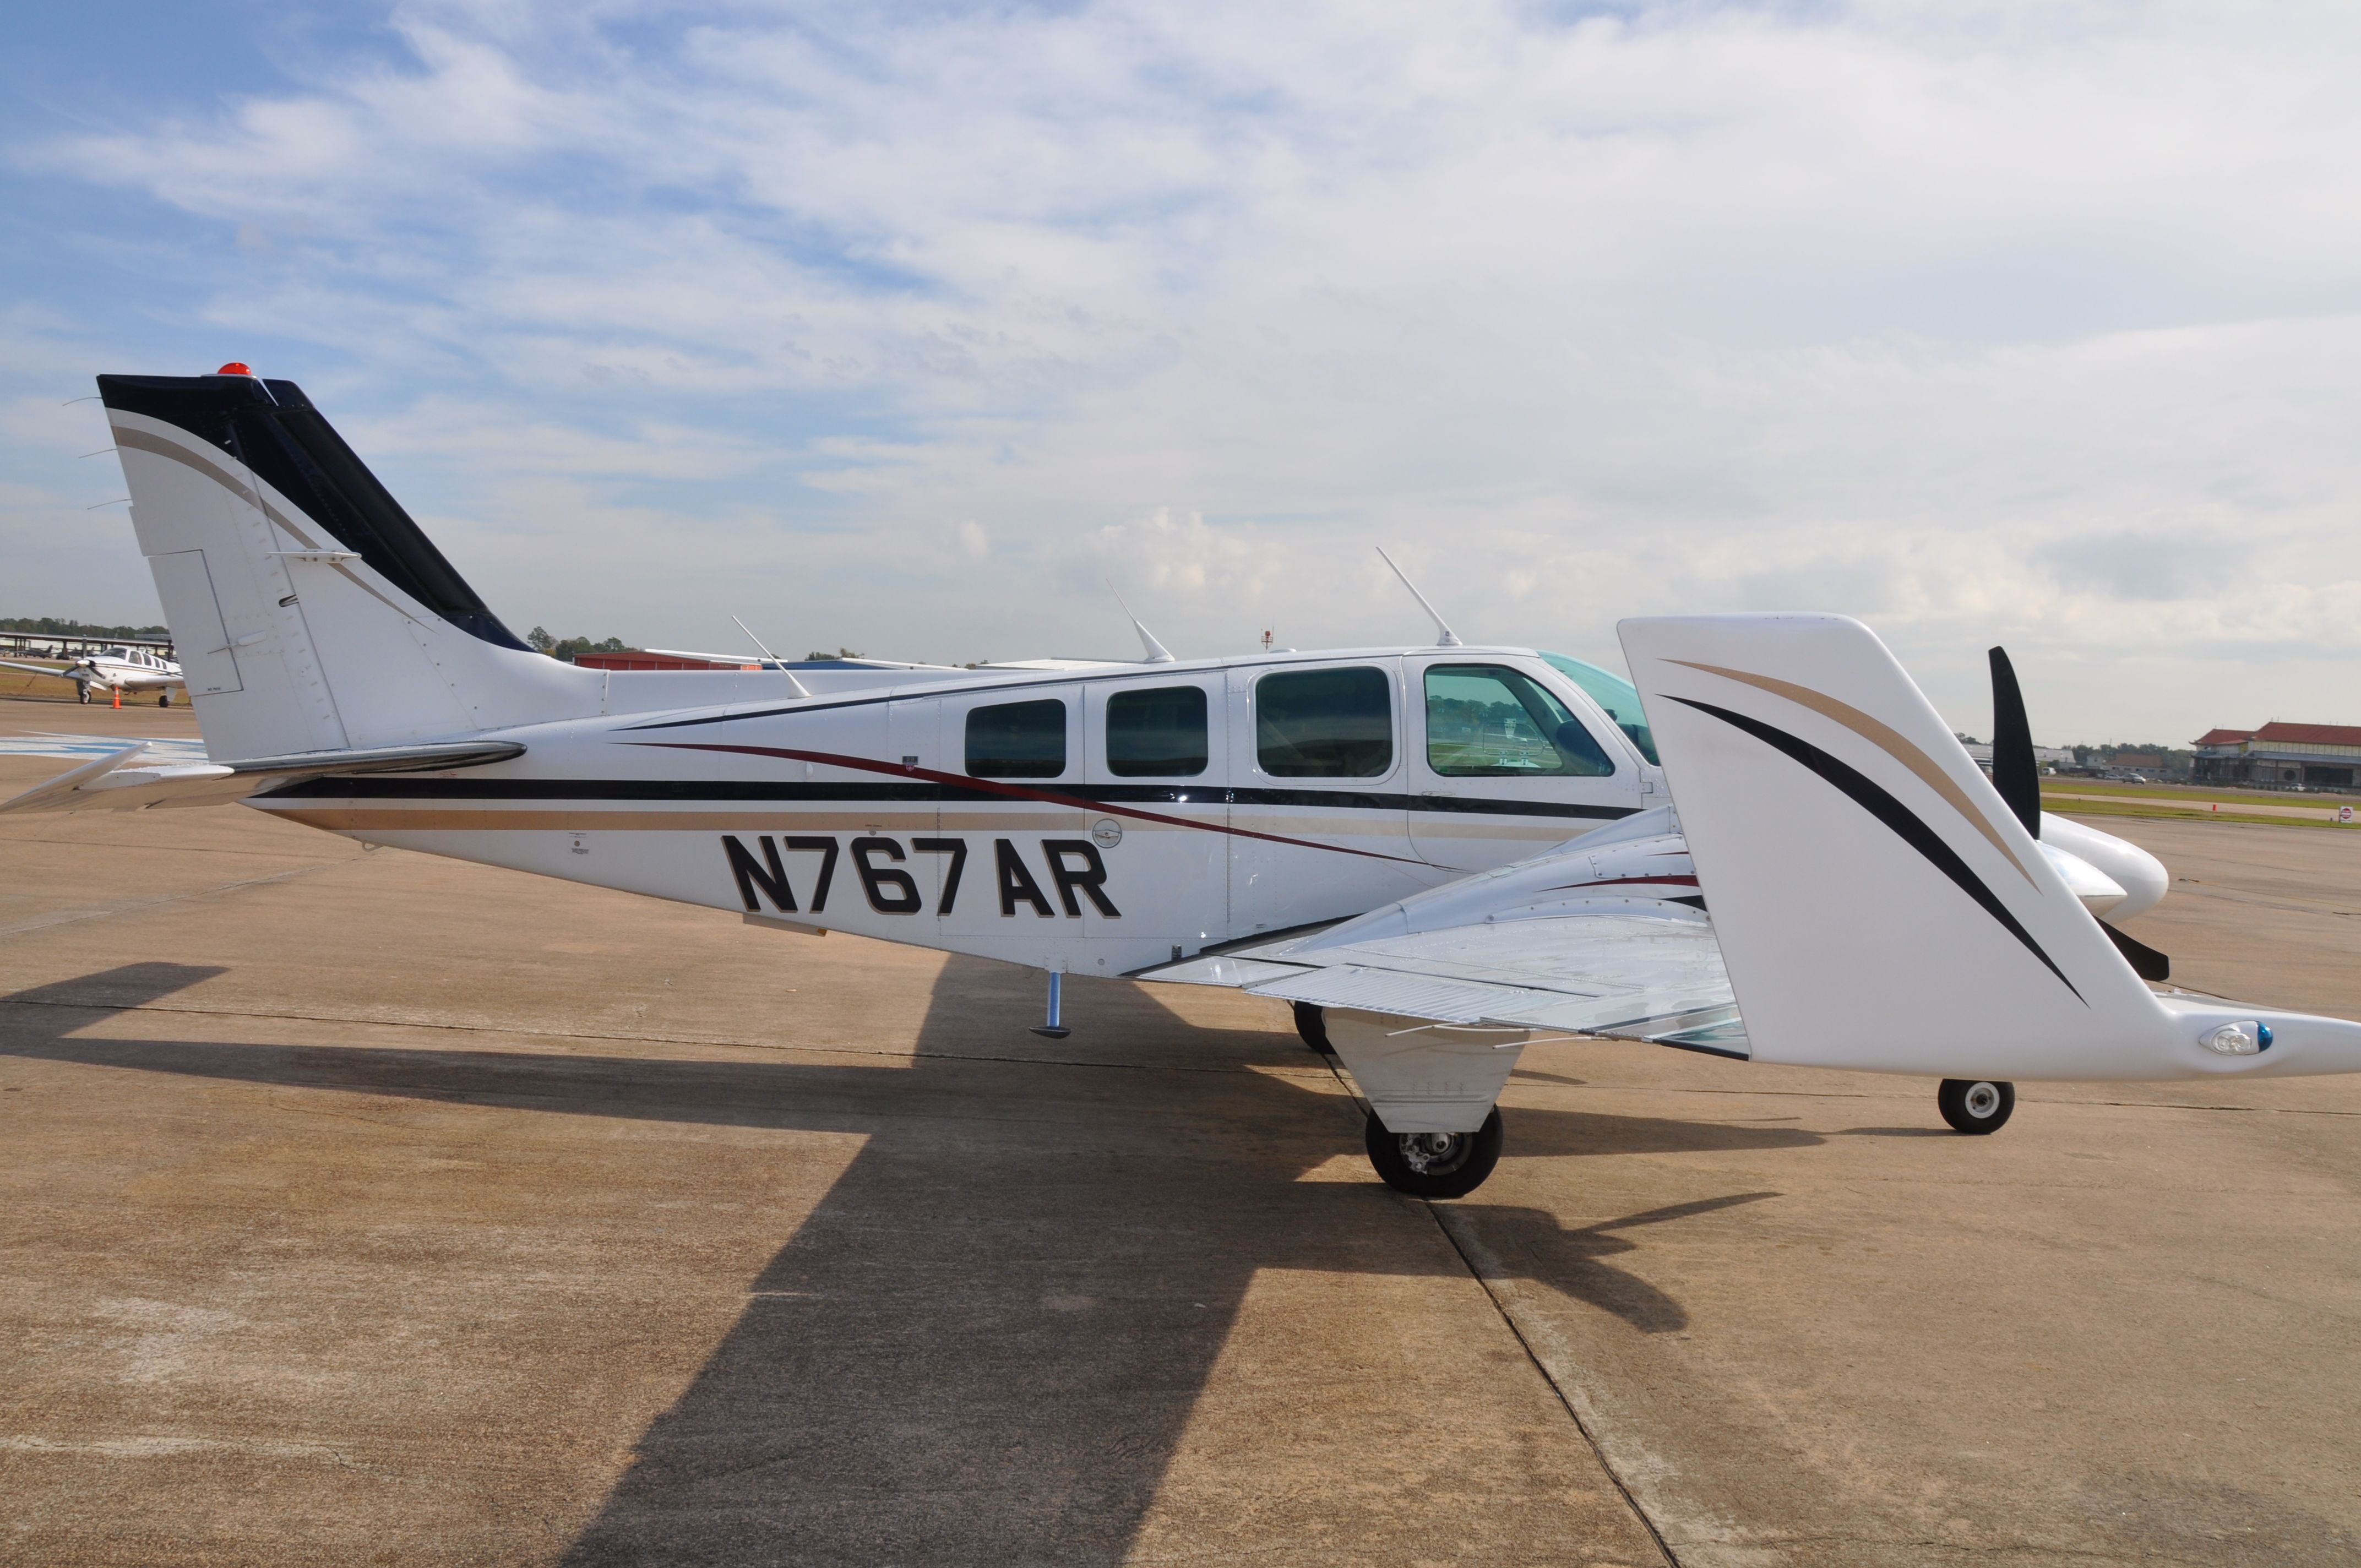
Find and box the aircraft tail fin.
[1618,613,2361,1081]
[96,372,601,763]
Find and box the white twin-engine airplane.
[0,644,184,705]
[10,368,2360,1199]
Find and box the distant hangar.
[2194,722,2361,789]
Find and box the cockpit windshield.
[1541,653,1659,766]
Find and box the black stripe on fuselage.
[259,774,1634,820]
[1666,696,2083,1003]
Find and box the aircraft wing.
[0,657,87,683]
[1139,808,1748,1055]
[0,739,525,816]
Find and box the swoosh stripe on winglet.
[1666,696,2082,1003]
[1668,659,2036,888]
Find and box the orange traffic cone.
[111,688,120,709]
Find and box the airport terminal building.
[2192,722,2361,789]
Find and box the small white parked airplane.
[0,644,184,705]
[9,367,2359,1199]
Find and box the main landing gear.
[159,691,173,707]
[1939,1078,2015,1134]
[1364,1109,1504,1199]
[1302,1002,1504,1196]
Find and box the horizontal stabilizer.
[225,739,525,777]
[0,738,523,816]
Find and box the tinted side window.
[1106,685,1208,777]
[1425,664,1613,777]
[1256,667,1394,778]
[967,699,1067,778]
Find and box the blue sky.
[5,1,2359,741]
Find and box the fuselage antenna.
[732,614,813,698]
[1374,546,1462,647]
[1105,581,1176,663]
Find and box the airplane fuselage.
[248,646,1663,974]
[73,646,182,692]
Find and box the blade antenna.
[1375,546,1462,647]
[1105,581,1176,663]
[734,614,812,698]
[1987,646,2039,839]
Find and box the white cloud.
[7,1,2361,737]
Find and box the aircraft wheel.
[1364,1108,1503,1199]
[1938,1078,2015,1134]
[77,686,91,704]
[1293,1001,1332,1054]
[159,692,172,707]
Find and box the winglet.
[1619,613,2361,1082]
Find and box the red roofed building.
[2192,722,2361,789]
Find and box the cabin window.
[1256,667,1394,778]
[1424,664,1614,777]
[967,699,1067,778]
[1106,685,1209,777]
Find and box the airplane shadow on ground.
[0,961,1813,1567]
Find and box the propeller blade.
[1987,646,2041,839]
[2101,921,2170,982]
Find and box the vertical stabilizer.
[97,373,601,761]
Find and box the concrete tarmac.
[2,701,2357,1566]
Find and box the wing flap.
[1245,966,1542,1025]
[1130,954,1312,988]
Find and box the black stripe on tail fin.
[95,374,527,651]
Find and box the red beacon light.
[215,361,253,375]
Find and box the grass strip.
[2048,798,2359,830]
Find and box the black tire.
[1364,1108,1503,1199]
[1292,1001,1332,1054]
[1938,1078,2015,1135]
[159,692,172,707]
[77,687,91,704]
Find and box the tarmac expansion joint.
[1424,1199,1686,1568]
[1317,1039,1685,1567]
